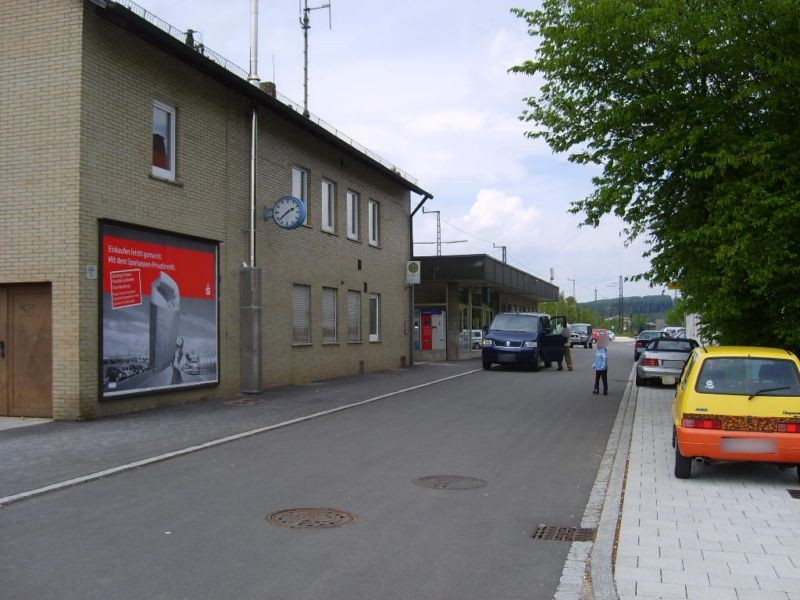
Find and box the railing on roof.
[109,0,418,186]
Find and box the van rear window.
[490,314,539,333]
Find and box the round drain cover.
[266,507,357,529]
[414,475,487,490]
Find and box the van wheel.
[482,359,492,370]
[532,356,540,372]
[589,342,593,348]
[583,342,588,349]
[674,444,692,479]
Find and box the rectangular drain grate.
[788,489,800,499]
[532,525,596,542]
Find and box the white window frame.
[347,290,361,343]
[152,100,176,180]
[321,180,336,233]
[346,190,360,240]
[292,166,308,226]
[368,199,380,246]
[292,284,311,344]
[322,287,338,343]
[368,293,380,342]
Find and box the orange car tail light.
[681,417,722,430]
[778,422,800,433]
[642,358,659,366]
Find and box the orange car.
[672,346,800,481]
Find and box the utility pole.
[421,207,441,255]
[492,243,507,263]
[618,275,624,333]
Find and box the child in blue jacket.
[592,333,609,395]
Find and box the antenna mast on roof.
[300,0,332,117]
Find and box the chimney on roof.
[259,81,276,98]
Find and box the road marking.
[0,369,482,507]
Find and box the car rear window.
[490,314,539,333]
[638,331,662,340]
[695,357,800,396]
[651,340,697,352]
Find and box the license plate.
[661,376,676,385]
[497,354,516,363]
[720,438,777,454]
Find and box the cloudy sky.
[134,0,659,303]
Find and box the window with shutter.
[347,291,361,342]
[292,284,311,344]
[322,287,337,343]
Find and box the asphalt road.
[0,343,630,600]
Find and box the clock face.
[273,195,306,230]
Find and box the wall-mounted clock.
[270,195,306,230]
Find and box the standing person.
[592,331,609,394]
[556,317,573,371]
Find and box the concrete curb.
[554,365,638,600]
[588,366,637,600]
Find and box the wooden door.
[0,284,52,417]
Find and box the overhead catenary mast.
[300,0,332,117]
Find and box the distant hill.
[579,294,673,320]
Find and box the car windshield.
[695,357,800,396]
[489,314,539,333]
[650,340,697,352]
[572,325,588,333]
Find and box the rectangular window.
[369,293,380,342]
[347,190,359,240]
[347,291,361,342]
[152,100,176,180]
[321,180,336,233]
[292,166,308,226]
[292,284,311,344]
[368,199,380,246]
[322,287,338,343]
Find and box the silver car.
[636,338,699,386]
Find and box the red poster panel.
[100,223,218,399]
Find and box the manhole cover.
[266,508,357,529]
[788,489,800,499]
[413,475,487,490]
[532,525,596,542]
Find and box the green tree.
[512,1,800,351]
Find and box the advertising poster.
[100,223,219,398]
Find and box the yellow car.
[672,346,800,481]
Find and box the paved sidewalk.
[615,384,800,600]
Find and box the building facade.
[412,255,559,362]
[0,0,430,419]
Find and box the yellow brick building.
[0,0,430,419]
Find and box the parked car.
[636,338,699,386]
[672,346,800,481]
[607,330,616,341]
[481,312,564,371]
[634,330,670,360]
[462,329,483,350]
[570,323,593,348]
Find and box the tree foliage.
[511,1,800,351]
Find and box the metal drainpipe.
[408,194,432,367]
[240,0,263,393]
